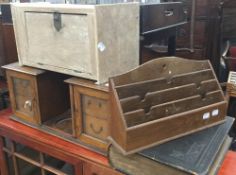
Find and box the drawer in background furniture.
[176,20,207,49]
[176,48,206,60]
[141,2,187,34]
[222,14,236,39]
[180,0,221,18]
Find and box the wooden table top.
[0,108,236,175]
[218,150,236,175]
[0,108,109,166]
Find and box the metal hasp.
[53,12,62,32]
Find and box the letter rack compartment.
[109,57,227,155]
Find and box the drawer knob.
[24,100,32,111]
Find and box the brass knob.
[24,100,32,111]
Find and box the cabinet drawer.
[141,2,186,34]
[176,20,207,49]
[4,63,70,126]
[176,48,206,60]
[222,14,236,39]
[83,163,120,175]
[195,0,220,17]
[84,115,109,140]
[66,77,110,151]
[181,0,220,18]
[83,96,110,119]
[7,71,38,123]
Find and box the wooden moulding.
[109,57,227,155]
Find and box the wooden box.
[11,3,139,84]
[3,63,70,125]
[109,57,227,155]
[65,78,110,151]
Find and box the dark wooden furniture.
[3,63,70,125]
[220,1,236,125]
[65,78,110,152]
[219,1,236,78]
[109,57,227,155]
[221,1,236,41]
[0,4,18,66]
[0,15,5,76]
[140,1,187,63]
[0,109,121,175]
[174,0,223,76]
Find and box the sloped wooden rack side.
[109,57,227,155]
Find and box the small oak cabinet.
[3,63,70,125]
[65,78,110,152]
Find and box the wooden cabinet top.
[2,62,45,75]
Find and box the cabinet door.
[7,71,39,124]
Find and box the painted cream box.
[11,3,139,84]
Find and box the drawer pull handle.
[90,124,103,134]
[164,10,174,17]
[24,100,32,111]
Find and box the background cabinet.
[0,4,18,76]
[174,0,223,76]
